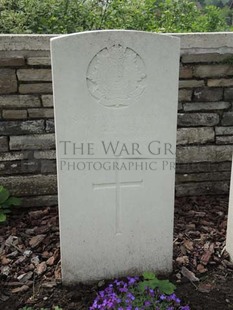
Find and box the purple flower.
[127,292,135,301]
[168,293,177,301]
[175,297,181,303]
[144,300,151,307]
[118,285,128,293]
[90,277,189,310]
[127,276,138,286]
[149,288,155,296]
[99,291,104,298]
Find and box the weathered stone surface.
[41,95,53,107]
[177,127,214,145]
[179,80,205,88]
[0,69,17,94]
[176,162,231,174]
[178,89,192,102]
[0,160,39,175]
[224,88,233,101]
[176,181,230,197]
[27,57,51,66]
[178,113,219,127]
[193,88,223,102]
[52,31,180,283]
[0,57,25,67]
[2,109,27,119]
[182,53,233,64]
[0,151,30,161]
[208,79,233,87]
[41,159,57,173]
[194,65,233,78]
[21,195,58,208]
[0,120,44,135]
[176,145,233,163]
[0,137,8,152]
[0,95,41,108]
[19,83,52,94]
[34,150,56,159]
[177,103,182,111]
[28,108,54,119]
[0,174,57,196]
[0,34,232,202]
[0,35,54,52]
[17,69,52,81]
[179,66,193,78]
[176,171,230,183]
[216,126,233,135]
[222,112,233,126]
[183,101,231,112]
[216,136,233,144]
[46,119,55,132]
[10,134,55,150]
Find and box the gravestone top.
[51,30,180,284]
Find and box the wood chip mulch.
[174,196,233,280]
[0,195,232,309]
[0,207,61,302]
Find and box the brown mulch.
[0,196,233,310]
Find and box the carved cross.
[93,173,143,235]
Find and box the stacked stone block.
[0,35,233,206]
[0,48,57,207]
[177,52,233,196]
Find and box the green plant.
[90,272,189,309]
[0,0,230,34]
[138,271,176,295]
[0,185,21,222]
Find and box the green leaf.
[138,281,148,291]
[157,280,176,295]
[4,196,22,206]
[0,186,10,204]
[138,278,160,291]
[0,212,6,222]
[142,271,156,280]
[147,279,160,289]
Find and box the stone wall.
[0,33,233,206]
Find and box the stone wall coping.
[0,32,233,54]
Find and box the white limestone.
[226,156,233,261]
[1,33,233,54]
[51,30,180,283]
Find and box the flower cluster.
[90,276,190,310]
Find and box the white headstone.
[226,156,233,261]
[51,30,180,284]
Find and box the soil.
[0,195,233,310]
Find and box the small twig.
[10,243,24,254]
[190,280,198,290]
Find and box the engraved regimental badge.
[86,44,146,108]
